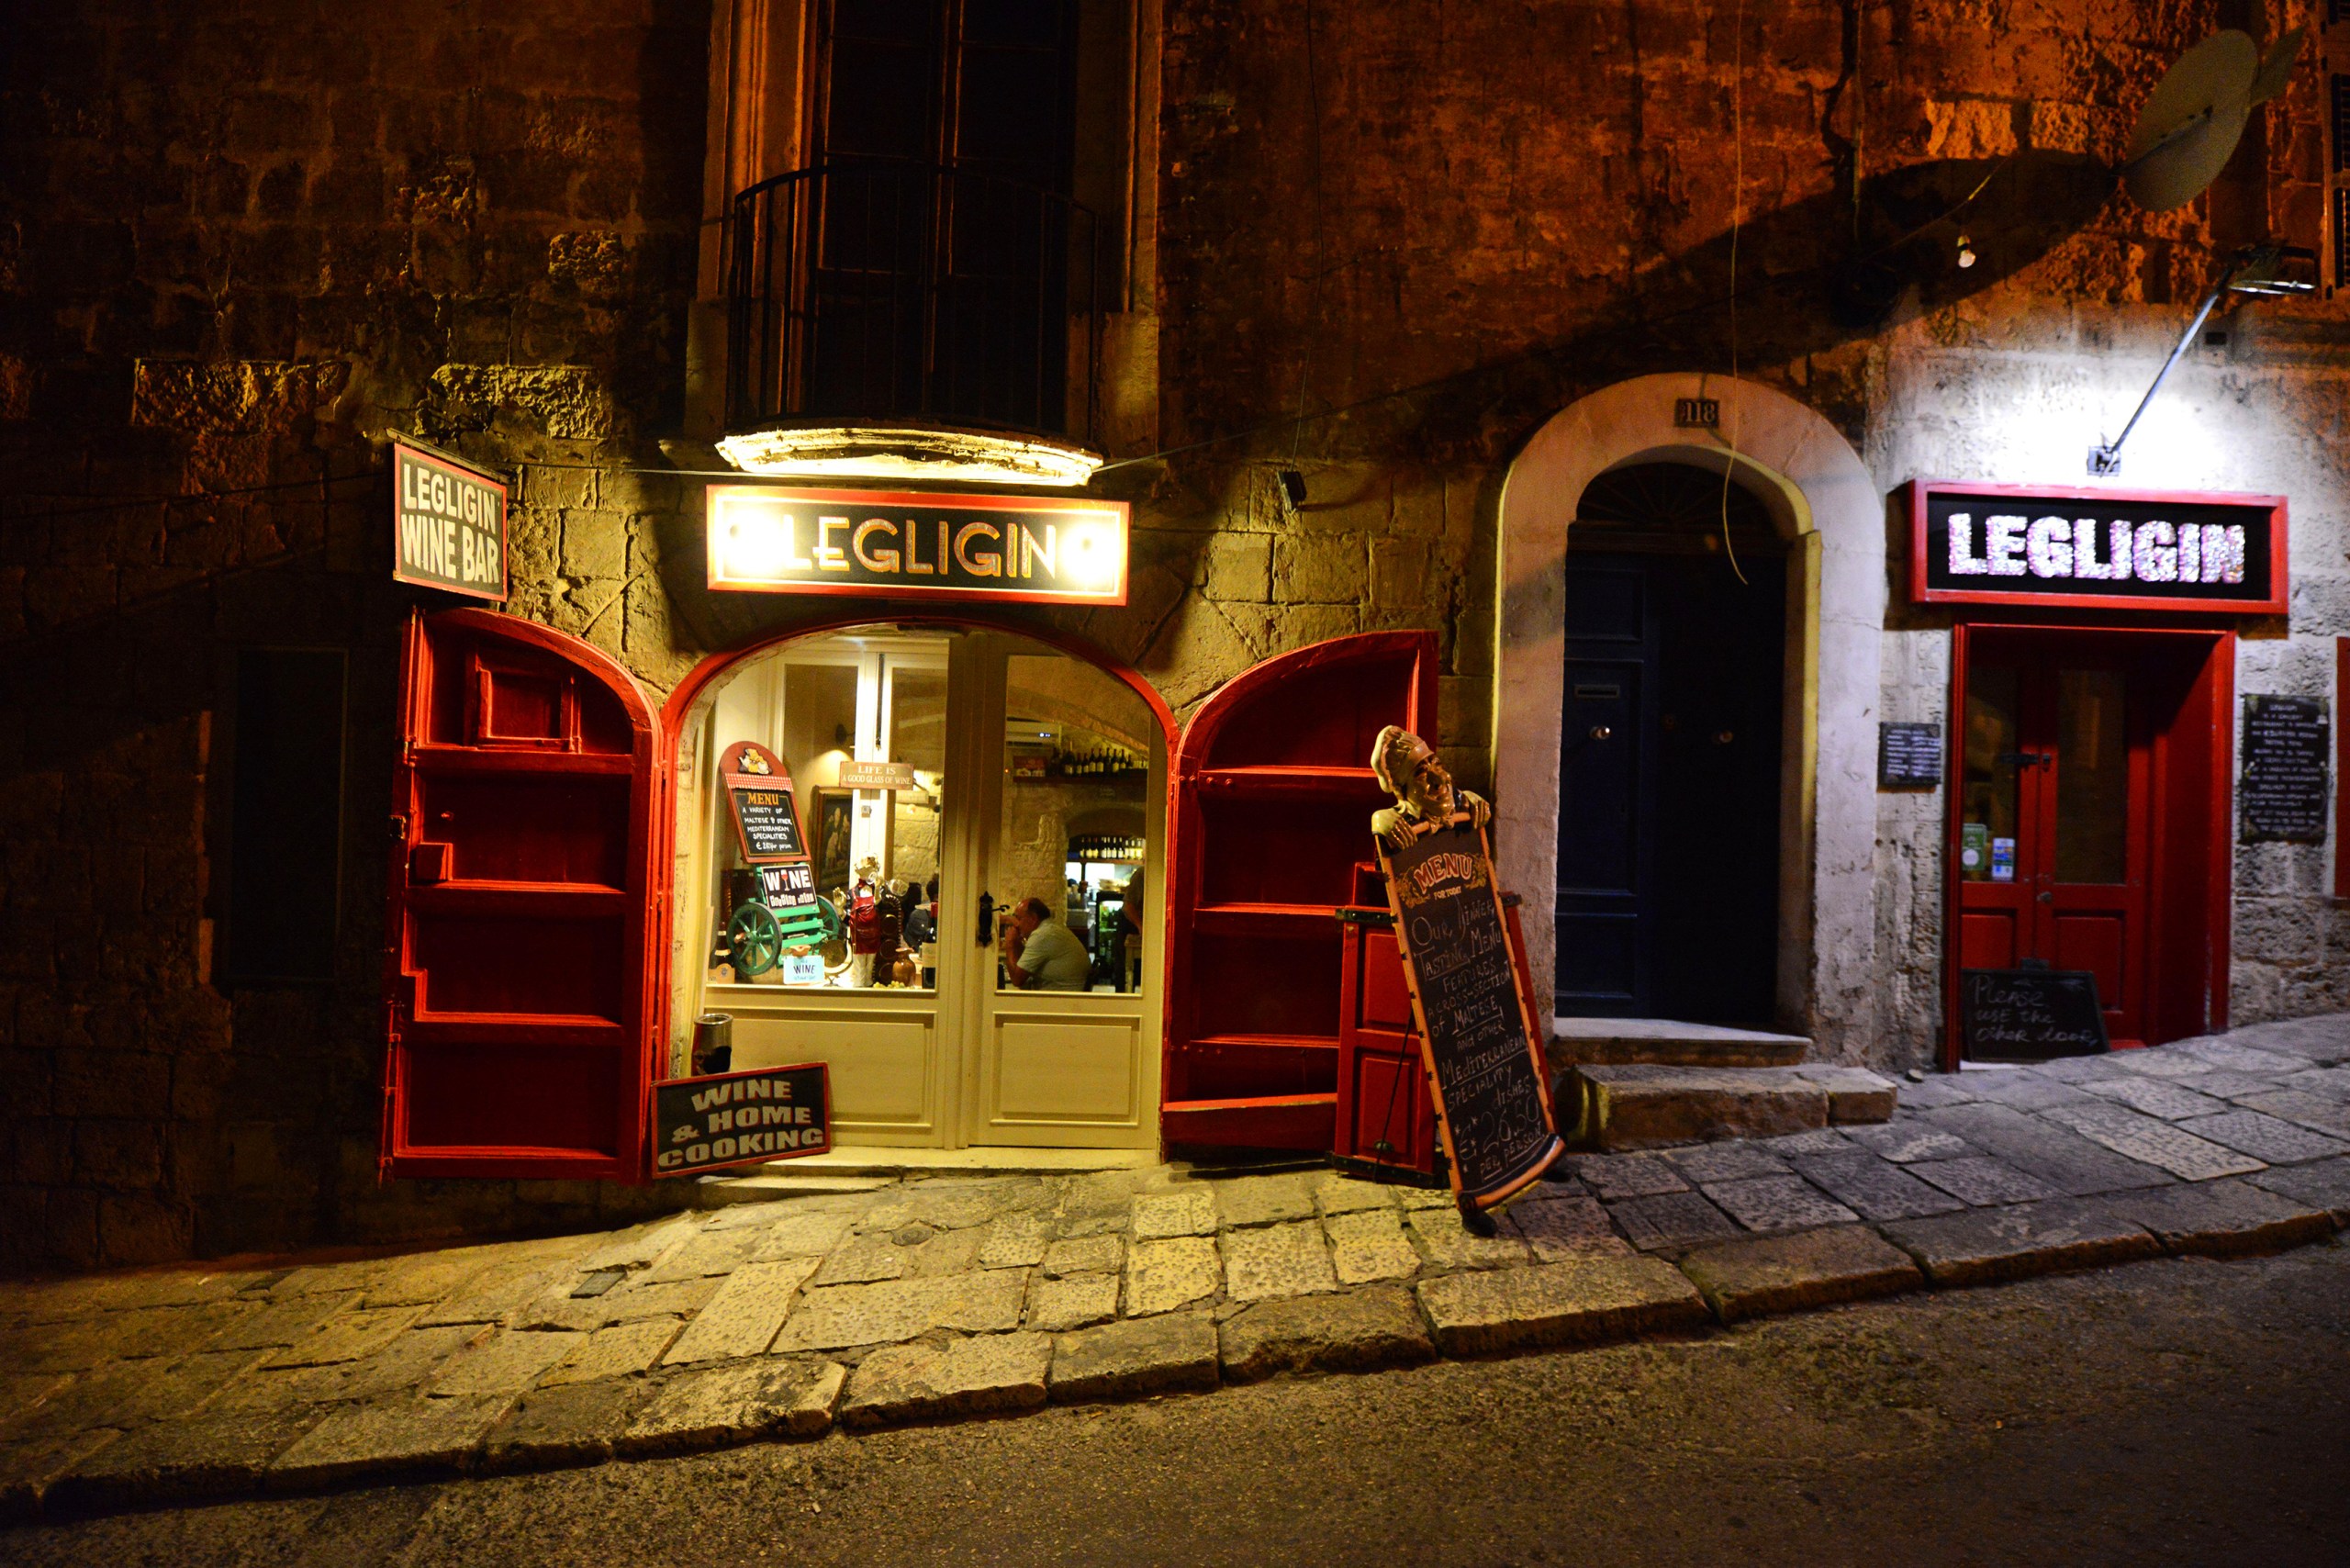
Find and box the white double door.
[709,630,1160,1150]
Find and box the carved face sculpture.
[1404,751,1457,823]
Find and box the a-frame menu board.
[1376,814,1564,1211]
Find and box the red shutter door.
[1162,632,1439,1150]
[382,609,662,1180]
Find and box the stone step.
[1564,1063,1898,1151]
[1553,1016,1811,1070]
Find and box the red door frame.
[651,609,1180,1135]
[1162,631,1440,1149]
[1943,618,2235,1070]
[383,608,666,1180]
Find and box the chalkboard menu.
[2239,695,2330,845]
[1877,722,1943,789]
[653,1063,831,1176]
[1958,969,2109,1061]
[1378,818,1564,1209]
[720,742,806,864]
[732,784,804,860]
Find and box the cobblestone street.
[5,1016,2349,1526]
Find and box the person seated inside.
[1001,896,1091,991]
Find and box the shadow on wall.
[1340,151,2122,464]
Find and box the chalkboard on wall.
[1378,818,1564,1209]
[1877,722,1943,789]
[1958,969,2109,1061]
[2239,695,2330,845]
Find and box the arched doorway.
[1558,463,1787,1025]
[660,617,1172,1150]
[1494,373,1887,1054]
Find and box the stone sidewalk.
[6,1015,2349,1525]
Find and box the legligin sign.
[1906,480,2286,615]
[706,485,1128,606]
[393,439,509,601]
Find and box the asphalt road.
[6,1243,2346,1567]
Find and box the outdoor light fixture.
[717,424,1103,487]
[2087,242,2314,476]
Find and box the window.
[222,649,346,984]
[716,0,1142,446]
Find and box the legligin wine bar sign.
[1906,480,2286,615]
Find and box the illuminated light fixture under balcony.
[716,424,1103,488]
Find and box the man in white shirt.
[1002,897,1091,991]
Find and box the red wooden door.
[1162,632,1438,1150]
[1954,633,2155,1046]
[382,609,663,1179]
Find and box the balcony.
[722,159,1104,487]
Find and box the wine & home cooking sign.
[1906,481,2285,615]
[706,485,1128,606]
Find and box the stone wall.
[2,0,2345,1269]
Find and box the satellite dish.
[2125,31,2257,211]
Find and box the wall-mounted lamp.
[1277,469,1308,511]
[2088,241,2315,475]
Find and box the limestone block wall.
[3,0,2347,1269]
[1870,306,2350,1059]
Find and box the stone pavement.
[5,1014,2348,1526]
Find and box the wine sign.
[653,1063,831,1175]
[1377,817,1564,1209]
[2239,695,2329,845]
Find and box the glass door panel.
[972,638,1159,1147]
[2053,667,2127,885]
[1959,666,2020,884]
[689,629,957,1145]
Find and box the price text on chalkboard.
[731,784,805,861]
[1877,722,1944,789]
[653,1064,831,1176]
[1379,819,1564,1208]
[2239,695,2330,845]
[1958,969,2109,1061]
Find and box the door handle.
[1588,726,1612,741]
[2036,891,2053,904]
[977,890,995,946]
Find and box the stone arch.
[1493,373,1885,1056]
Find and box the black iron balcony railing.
[725,159,1102,447]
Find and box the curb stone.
[1676,1226,1924,1323]
[1416,1257,1707,1356]
[481,1381,655,1473]
[49,1407,326,1515]
[617,1359,845,1457]
[2249,1155,2350,1221]
[1877,1198,2161,1287]
[1218,1285,1434,1381]
[2098,1180,2336,1258]
[839,1334,1052,1429]
[1050,1314,1220,1403]
[265,1393,515,1491]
